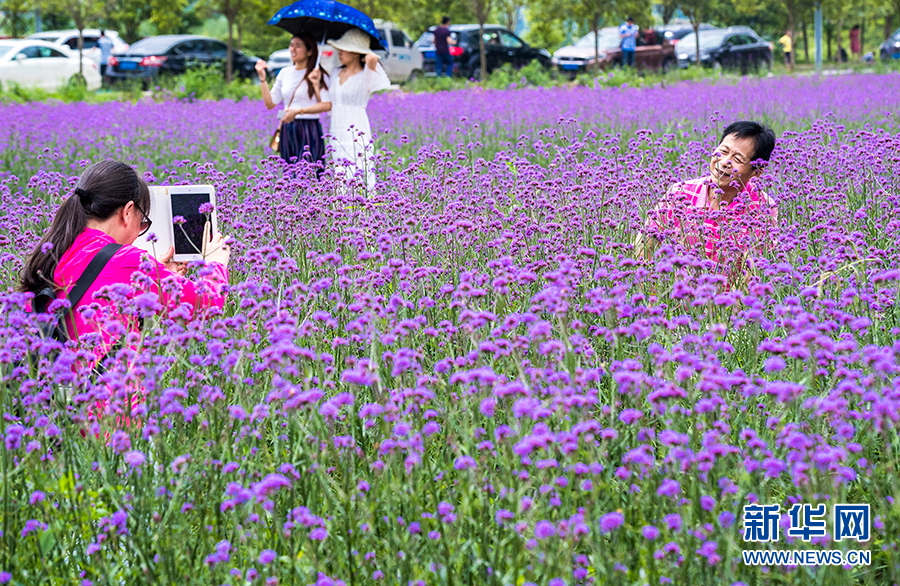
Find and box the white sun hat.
[327,28,375,55]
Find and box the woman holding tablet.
[19,160,230,366]
[256,34,331,166]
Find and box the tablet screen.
[170,190,210,256]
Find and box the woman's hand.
[364,53,380,69]
[255,59,268,82]
[160,245,188,276]
[308,68,322,87]
[281,108,302,123]
[201,221,231,266]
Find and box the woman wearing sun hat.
[322,27,391,192]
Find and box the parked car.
[880,27,900,61]
[658,22,716,44]
[266,22,421,84]
[552,27,676,74]
[415,24,551,79]
[676,26,773,73]
[0,39,102,91]
[106,35,259,85]
[373,20,423,83]
[27,29,128,65]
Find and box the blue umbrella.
[267,0,388,52]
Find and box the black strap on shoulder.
[67,243,123,309]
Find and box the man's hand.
[364,53,380,69]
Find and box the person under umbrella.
[315,27,390,193]
[255,33,331,168]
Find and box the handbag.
[269,77,305,152]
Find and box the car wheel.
[712,60,723,73]
[661,58,674,74]
[470,65,482,81]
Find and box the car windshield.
[126,37,178,55]
[892,27,900,40]
[30,34,64,43]
[681,30,729,51]
[574,30,621,49]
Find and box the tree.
[0,0,33,38]
[467,0,491,79]
[495,0,525,31]
[208,0,246,82]
[660,0,679,24]
[681,0,712,64]
[41,0,106,74]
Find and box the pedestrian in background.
[849,25,861,60]
[619,16,638,68]
[778,30,793,69]
[433,16,455,78]
[97,30,113,86]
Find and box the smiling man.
[636,121,778,265]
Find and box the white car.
[27,29,129,66]
[266,22,422,84]
[0,39,102,91]
[374,21,423,83]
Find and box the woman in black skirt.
[256,33,331,166]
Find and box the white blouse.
[270,67,331,120]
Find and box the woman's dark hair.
[19,160,150,294]
[294,34,329,99]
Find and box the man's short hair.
[100,29,106,36]
[441,15,451,24]
[626,16,633,21]
[721,121,776,163]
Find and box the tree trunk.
[593,12,600,73]
[801,18,809,62]
[226,15,234,83]
[785,2,796,71]
[692,19,701,65]
[834,18,844,62]
[885,14,894,41]
[77,26,84,75]
[478,21,487,80]
[237,20,243,51]
[826,23,831,62]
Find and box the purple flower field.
[1,73,899,585]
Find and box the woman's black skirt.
[280,118,326,165]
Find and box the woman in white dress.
[322,28,391,191]
[256,33,331,168]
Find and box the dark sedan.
[107,35,259,85]
[415,24,551,79]
[676,26,773,74]
[880,27,900,61]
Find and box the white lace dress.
[328,63,391,191]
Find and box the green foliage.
[159,64,262,100]
[0,0,32,38]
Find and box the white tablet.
[169,185,217,263]
[132,185,218,263]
